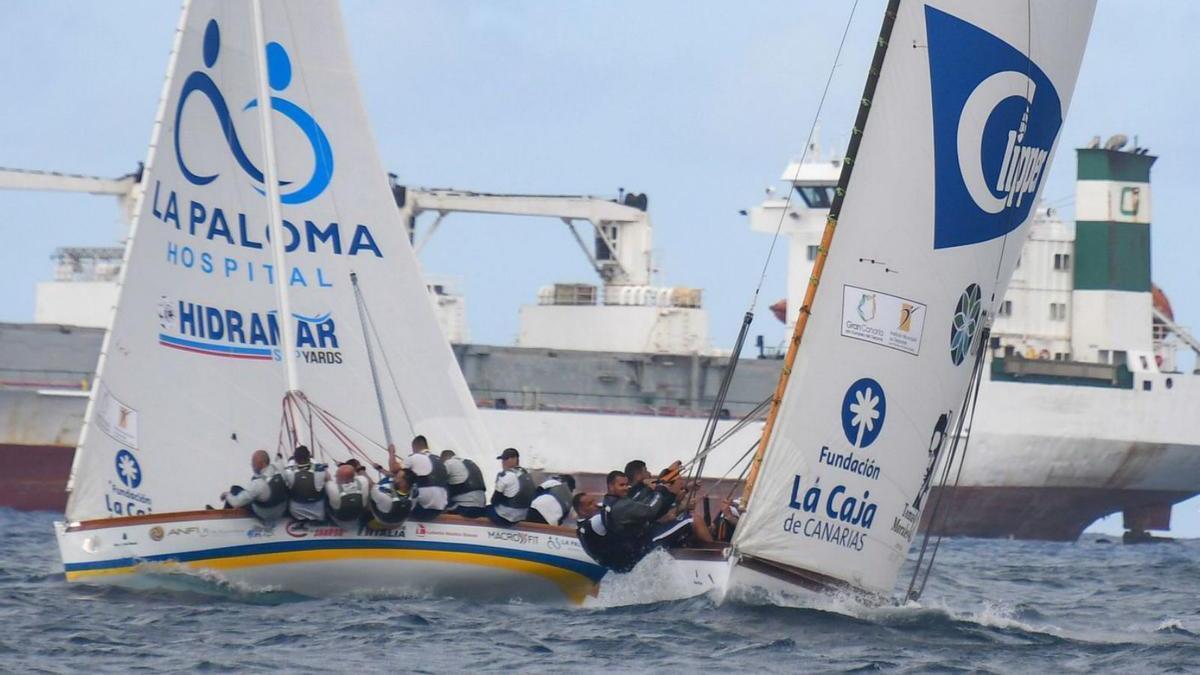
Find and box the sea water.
[3,508,1199,673]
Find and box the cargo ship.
[2,135,1197,540]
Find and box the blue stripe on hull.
[64,537,607,582]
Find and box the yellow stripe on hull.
[65,548,598,604]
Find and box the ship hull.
[0,443,72,512]
[4,324,1198,541]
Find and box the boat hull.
[56,511,606,604]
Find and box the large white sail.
[731,1,1096,595]
[66,0,493,522]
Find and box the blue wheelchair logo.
[174,19,334,205]
[841,378,886,449]
[926,6,1063,250]
[115,449,142,489]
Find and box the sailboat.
[55,0,1096,607]
[666,0,1097,604]
[55,0,603,604]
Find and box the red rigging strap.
[741,0,900,508]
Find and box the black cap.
[496,448,520,461]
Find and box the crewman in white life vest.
[389,435,448,521]
[283,445,328,522]
[527,474,577,526]
[441,449,487,518]
[220,449,288,523]
[368,469,416,529]
[325,463,369,531]
[487,448,535,527]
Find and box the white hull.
[54,510,863,607]
[56,511,608,604]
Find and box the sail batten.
[66,0,493,523]
[731,0,1095,596]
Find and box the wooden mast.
[740,0,901,508]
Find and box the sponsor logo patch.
[926,6,1063,249]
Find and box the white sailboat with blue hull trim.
[55,0,603,604]
[723,0,1097,603]
[661,0,1098,605]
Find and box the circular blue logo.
[841,378,886,449]
[114,449,142,489]
[175,19,334,205]
[950,283,983,366]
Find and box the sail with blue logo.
[730,1,1096,596]
[65,0,493,522]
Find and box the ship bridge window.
[795,185,836,208]
[1054,253,1072,271]
[1143,380,1152,391]
[806,245,819,261]
[998,300,1013,317]
[1050,302,1067,321]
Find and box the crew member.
[623,460,652,500]
[368,469,416,529]
[582,466,685,572]
[575,492,616,568]
[220,449,288,523]
[527,474,576,525]
[390,435,448,521]
[283,445,327,522]
[577,470,634,570]
[441,449,487,518]
[325,463,369,531]
[487,448,535,526]
[713,498,741,542]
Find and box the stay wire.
[747,0,860,314]
[357,283,417,435]
[904,327,989,602]
[914,343,987,601]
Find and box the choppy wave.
[5,510,1200,672]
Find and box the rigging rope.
[357,281,417,436]
[904,327,990,602]
[746,0,861,314]
[683,0,861,505]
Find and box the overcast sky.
[1,2,1198,535]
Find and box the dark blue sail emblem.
[926,6,1063,250]
[174,19,334,205]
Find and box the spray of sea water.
[6,509,1199,672]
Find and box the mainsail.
[66,0,492,522]
[731,1,1096,596]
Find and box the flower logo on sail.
[841,378,886,449]
[115,449,142,489]
[950,283,983,366]
[174,19,334,205]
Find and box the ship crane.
[0,166,142,226]
[396,179,655,288]
[1154,306,1200,362]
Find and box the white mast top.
[251,0,299,392]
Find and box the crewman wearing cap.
[487,448,535,527]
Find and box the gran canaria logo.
[174,19,334,205]
[926,6,1063,250]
